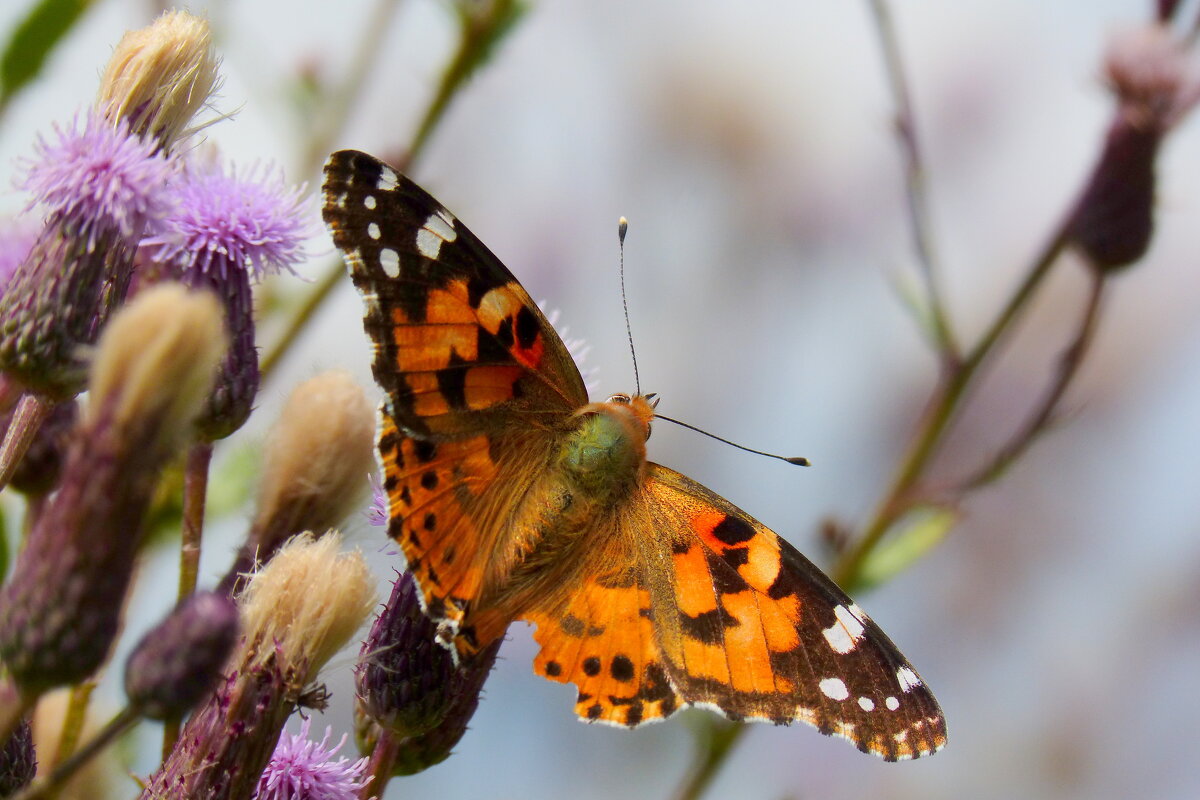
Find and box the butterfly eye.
[645,421,652,440]
[608,393,631,405]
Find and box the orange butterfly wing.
[322,151,588,653]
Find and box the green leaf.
[855,504,957,590]
[0,0,97,108]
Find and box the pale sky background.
[2,2,1199,799]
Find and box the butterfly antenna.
[618,217,641,396]
[653,413,811,466]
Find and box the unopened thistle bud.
[124,591,239,720]
[1072,24,1200,271]
[356,572,462,739]
[96,10,219,148]
[141,160,311,440]
[355,572,501,776]
[218,372,373,595]
[0,285,226,694]
[142,533,375,800]
[0,719,36,797]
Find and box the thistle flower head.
[240,532,377,681]
[20,113,175,241]
[254,717,370,800]
[1105,23,1200,132]
[97,10,219,146]
[0,719,36,796]
[217,372,374,593]
[143,160,312,282]
[124,590,239,720]
[542,304,598,395]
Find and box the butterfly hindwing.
[322,149,588,440]
[629,464,946,760]
[523,538,686,728]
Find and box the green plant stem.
[672,719,748,800]
[50,682,95,770]
[0,394,52,493]
[360,728,401,800]
[834,222,1072,590]
[866,0,958,362]
[262,2,522,379]
[177,442,213,601]
[299,0,406,179]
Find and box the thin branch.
[956,268,1107,490]
[0,394,53,493]
[671,720,748,800]
[833,219,1073,591]
[866,0,959,362]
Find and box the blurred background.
[2,1,1199,798]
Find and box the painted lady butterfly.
[322,150,946,760]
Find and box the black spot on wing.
[711,515,755,546]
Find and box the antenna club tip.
[618,217,628,242]
[786,457,811,467]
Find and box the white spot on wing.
[858,696,875,712]
[416,228,442,259]
[885,696,900,711]
[425,210,458,242]
[896,666,922,692]
[376,167,400,192]
[819,677,849,701]
[823,604,866,654]
[379,248,401,278]
[367,222,381,240]
[363,194,376,209]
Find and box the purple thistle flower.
[254,716,370,800]
[143,160,311,282]
[365,472,388,528]
[20,113,175,242]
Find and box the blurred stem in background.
[259,0,526,383]
[680,1,1200,797]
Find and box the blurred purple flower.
[20,113,174,240]
[143,161,311,281]
[254,716,370,800]
[0,219,37,297]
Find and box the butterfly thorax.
[472,394,655,630]
[560,394,654,498]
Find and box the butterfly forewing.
[322,150,588,439]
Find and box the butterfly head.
[604,392,659,441]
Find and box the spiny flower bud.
[218,372,374,595]
[0,285,226,694]
[0,719,36,797]
[96,10,219,148]
[124,591,239,720]
[1072,24,1200,271]
[354,572,501,777]
[142,533,375,800]
[356,571,462,739]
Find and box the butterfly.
[322,150,947,760]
